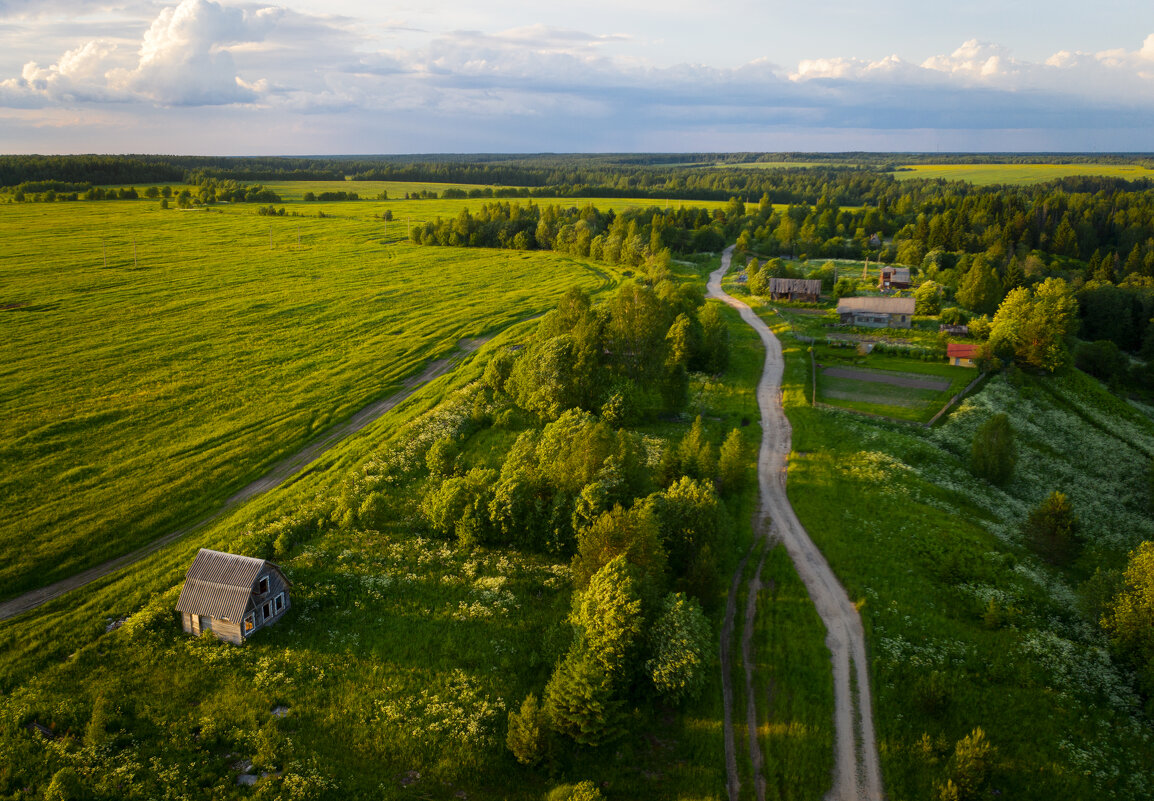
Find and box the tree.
[572,556,644,678]
[717,428,749,494]
[646,592,712,703]
[507,693,550,765]
[696,302,729,373]
[915,280,944,315]
[1103,541,1154,682]
[1075,340,1129,386]
[935,728,995,801]
[970,413,1015,486]
[1022,491,1081,566]
[989,278,1078,372]
[544,642,620,746]
[956,262,1003,315]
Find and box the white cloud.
[106,0,282,104]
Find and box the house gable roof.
[837,297,916,315]
[947,343,980,359]
[175,548,280,623]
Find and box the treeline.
[6,178,280,205]
[410,201,739,263]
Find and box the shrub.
[1022,491,1081,566]
[970,413,1015,486]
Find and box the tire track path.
[712,247,883,801]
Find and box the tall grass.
[0,200,616,599]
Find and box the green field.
[761,306,1154,800]
[0,199,620,600]
[892,163,1154,185]
[0,265,782,800]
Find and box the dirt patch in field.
[822,366,949,391]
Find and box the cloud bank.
[3,0,1154,152]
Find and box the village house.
[836,296,916,328]
[947,343,980,368]
[768,277,822,302]
[175,549,290,644]
[878,266,911,290]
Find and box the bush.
[1022,491,1081,566]
[546,781,603,801]
[970,413,1015,486]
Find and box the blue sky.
[1,0,1153,154]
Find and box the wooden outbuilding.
[768,277,822,301]
[879,267,910,290]
[837,297,915,328]
[175,549,290,644]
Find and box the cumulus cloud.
[107,0,282,104]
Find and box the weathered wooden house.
[768,277,822,301]
[947,343,980,367]
[837,297,915,328]
[175,549,290,644]
[878,267,911,290]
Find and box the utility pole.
[269,226,273,251]
[102,240,107,269]
[133,238,137,269]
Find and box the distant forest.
[3,152,1154,204]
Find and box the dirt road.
[0,341,483,623]
[711,247,883,801]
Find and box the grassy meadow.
[0,198,620,600]
[0,257,809,800]
[759,304,1154,799]
[892,163,1154,186]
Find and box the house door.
[191,615,201,635]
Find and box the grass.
[892,163,1154,186]
[0,199,620,600]
[753,297,1154,800]
[0,257,787,800]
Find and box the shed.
[879,267,911,290]
[768,277,822,301]
[836,297,915,328]
[947,343,980,368]
[175,549,290,644]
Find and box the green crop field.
[892,163,1154,186]
[0,199,622,601]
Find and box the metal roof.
[175,548,275,623]
[837,297,916,314]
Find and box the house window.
[258,576,269,595]
[262,602,271,621]
[244,613,255,633]
[274,593,284,613]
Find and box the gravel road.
[711,247,883,801]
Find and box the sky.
[2,0,1154,154]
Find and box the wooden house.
[836,297,915,328]
[175,549,290,644]
[947,343,980,368]
[878,267,910,290]
[768,277,822,301]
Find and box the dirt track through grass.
[712,246,883,801]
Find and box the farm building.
[947,343,980,367]
[837,297,916,328]
[878,267,911,290]
[175,549,290,644]
[939,324,970,337]
[768,277,822,301]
